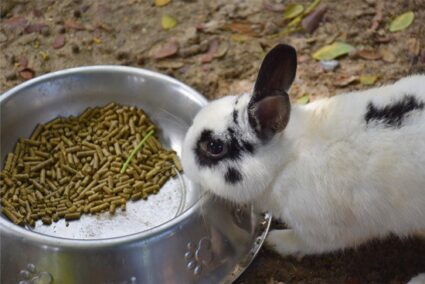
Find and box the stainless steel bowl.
[0,66,271,284]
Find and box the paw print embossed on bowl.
[18,263,52,284]
[185,237,214,275]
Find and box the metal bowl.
[0,66,271,284]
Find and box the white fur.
[182,75,425,278]
[408,274,425,284]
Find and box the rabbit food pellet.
[0,102,182,227]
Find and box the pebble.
[320,60,339,71]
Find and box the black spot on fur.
[194,128,255,168]
[225,167,242,184]
[365,95,424,128]
[233,109,239,125]
[241,140,254,153]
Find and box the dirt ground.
[1,0,425,283]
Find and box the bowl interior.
[0,66,207,239]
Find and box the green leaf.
[304,0,321,15]
[312,41,355,60]
[389,11,414,32]
[296,95,310,104]
[284,4,304,20]
[360,75,378,86]
[161,15,177,30]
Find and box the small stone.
[320,60,339,71]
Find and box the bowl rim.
[0,65,209,248]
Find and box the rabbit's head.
[182,44,297,203]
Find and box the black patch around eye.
[195,130,217,167]
[365,95,424,128]
[225,167,242,184]
[232,109,239,125]
[194,128,255,168]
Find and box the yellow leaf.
[389,11,414,32]
[288,15,303,27]
[360,75,378,86]
[155,0,170,7]
[283,4,304,20]
[39,51,49,61]
[312,42,355,61]
[296,95,310,104]
[93,37,102,44]
[304,0,321,15]
[161,15,177,30]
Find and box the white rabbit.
[181,44,425,281]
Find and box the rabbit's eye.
[201,139,228,158]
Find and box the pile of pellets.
[0,102,182,227]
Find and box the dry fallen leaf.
[230,34,252,42]
[406,38,420,56]
[3,16,28,30]
[150,40,179,59]
[25,23,49,34]
[357,49,381,60]
[155,0,170,7]
[64,20,86,30]
[156,60,184,69]
[161,15,177,30]
[333,75,359,87]
[312,42,355,60]
[18,56,28,68]
[360,75,378,85]
[379,48,396,63]
[214,41,229,58]
[19,68,35,80]
[389,11,414,32]
[52,34,65,49]
[201,38,219,63]
[301,4,327,33]
[225,22,259,36]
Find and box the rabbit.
[181,44,425,281]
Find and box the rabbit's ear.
[251,44,297,104]
[248,44,296,141]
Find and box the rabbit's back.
[267,75,425,251]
